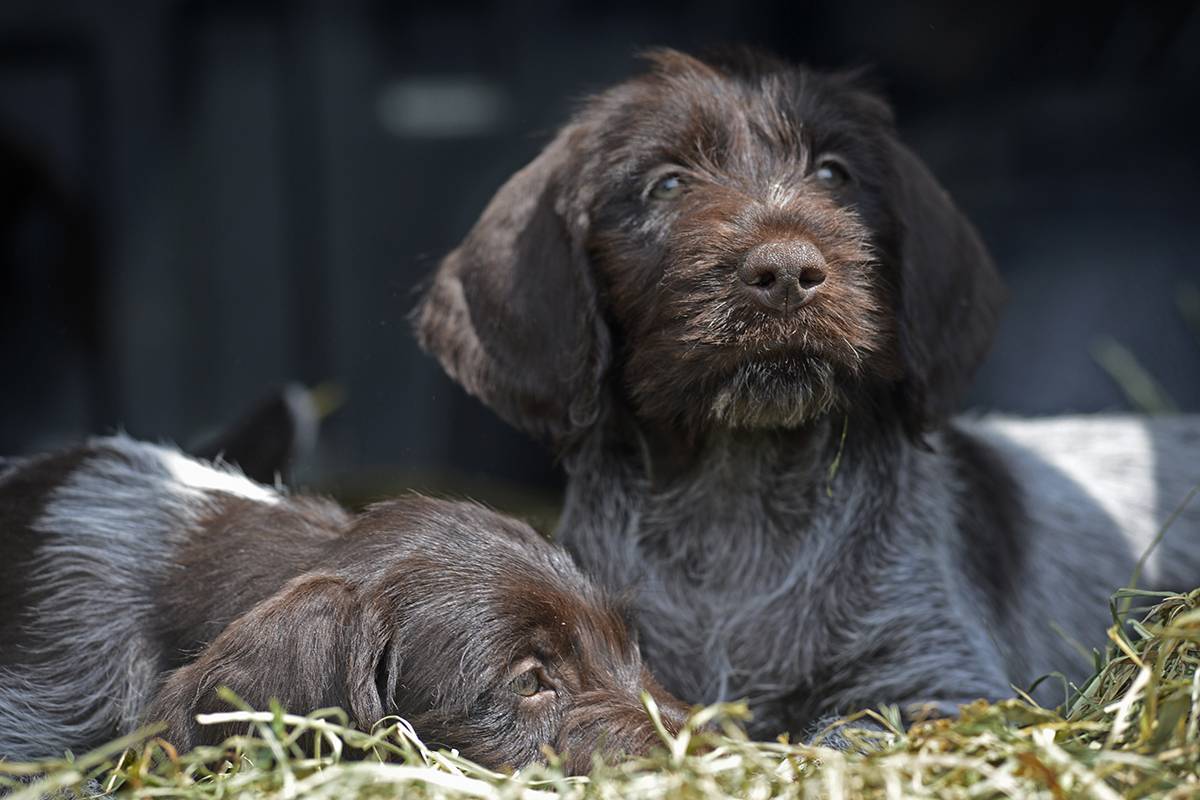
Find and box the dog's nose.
[737,240,827,313]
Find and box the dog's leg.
[803,693,1010,750]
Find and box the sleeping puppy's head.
[149,496,689,774]
[415,48,1004,442]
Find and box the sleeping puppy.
[0,437,689,772]
[414,47,1200,739]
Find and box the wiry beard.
[708,357,839,429]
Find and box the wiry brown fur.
[415,48,996,446]
[414,48,1199,742]
[587,53,899,432]
[0,438,690,771]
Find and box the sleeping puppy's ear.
[148,575,388,751]
[413,124,610,450]
[884,138,1005,434]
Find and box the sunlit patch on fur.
[158,448,280,505]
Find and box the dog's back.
[0,436,286,760]
[958,414,1200,694]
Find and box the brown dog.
[0,436,689,772]
[416,48,1200,740]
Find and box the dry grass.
[2,587,1198,799]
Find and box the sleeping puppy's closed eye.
[415,46,1200,740]
[0,438,689,773]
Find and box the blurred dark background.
[2,1,1197,511]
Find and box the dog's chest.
[644,498,841,692]
[561,445,858,718]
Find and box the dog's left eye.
[648,174,685,200]
[510,669,543,697]
[814,157,851,189]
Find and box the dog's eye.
[649,174,685,200]
[814,158,850,189]
[510,669,542,697]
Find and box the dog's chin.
[706,357,840,430]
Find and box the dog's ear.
[147,575,389,751]
[189,383,321,484]
[885,139,1005,433]
[413,124,609,449]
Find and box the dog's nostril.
[751,269,777,288]
[798,264,827,289]
[737,261,779,290]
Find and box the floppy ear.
[147,575,388,751]
[413,124,610,449]
[885,139,1005,433]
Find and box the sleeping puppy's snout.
[555,676,692,774]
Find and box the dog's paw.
[802,714,892,752]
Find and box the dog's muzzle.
[737,239,827,314]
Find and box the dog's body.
[560,414,1199,735]
[415,48,1200,738]
[0,436,687,770]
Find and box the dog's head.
[415,48,1003,443]
[149,496,688,773]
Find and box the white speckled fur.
[0,436,279,760]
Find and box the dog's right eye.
[510,669,542,697]
[648,174,685,200]
[814,156,851,189]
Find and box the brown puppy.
[0,437,688,772]
[415,47,1200,740]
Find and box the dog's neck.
[571,400,914,495]
[558,403,925,588]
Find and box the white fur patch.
[158,447,280,505]
[969,414,1190,587]
[766,180,798,208]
